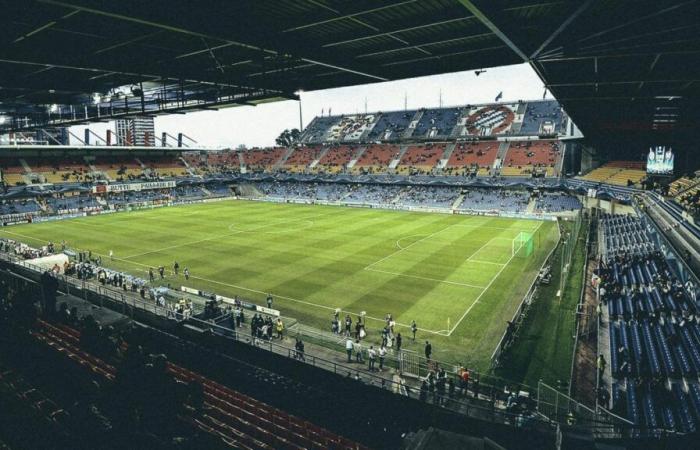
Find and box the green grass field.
[0,199,559,369]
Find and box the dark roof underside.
[0,0,698,150]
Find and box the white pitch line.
[447,220,544,336]
[365,267,487,290]
[467,259,506,266]
[101,254,449,336]
[449,224,542,234]
[395,234,429,250]
[364,223,455,270]
[0,229,50,244]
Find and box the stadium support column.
[177,133,183,148]
[106,129,112,146]
[162,132,167,147]
[296,90,304,132]
[84,128,90,145]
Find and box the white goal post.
[512,231,534,257]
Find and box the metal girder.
[577,1,696,44]
[93,31,163,55]
[455,0,528,62]
[303,0,416,51]
[355,33,492,59]
[0,56,279,95]
[537,48,700,62]
[12,9,80,43]
[530,0,594,59]
[380,44,507,67]
[40,0,390,82]
[282,0,419,33]
[546,78,700,88]
[324,16,474,49]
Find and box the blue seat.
[626,379,640,426]
[672,384,695,433]
[641,387,659,431]
[652,323,677,376]
[640,321,662,376]
[680,326,700,372]
[610,325,620,375]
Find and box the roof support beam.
[304,0,414,49]
[282,0,418,33]
[40,0,389,82]
[323,16,474,48]
[538,48,700,62]
[547,78,700,87]
[530,0,594,59]
[355,33,492,59]
[455,0,528,61]
[577,1,696,44]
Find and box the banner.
[92,180,176,193]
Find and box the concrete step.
[451,194,465,210]
[388,144,409,170]
[346,146,367,169]
[19,158,31,173]
[435,143,457,171]
[309,146,330,169]
[274,147,295,170]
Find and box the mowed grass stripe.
[0,201,558,368]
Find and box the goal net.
[512,231,535,258]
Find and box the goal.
[512,231,535,258]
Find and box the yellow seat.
[2,173,26,185]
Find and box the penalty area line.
[447,220,544,336]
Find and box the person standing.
[184,267,190,280]
[597,354,607,378]
[345,337,354,362]
[378,345,387,371]
[395,333,402,353]
[424,340,432,361]
[158,265,165,279]
[344,315,352,337]
[411,320,418,341]
[173,261,179,275]
[109,249,113,260]
[275,318,284,340]
[354,339,363,363]
[149,268,155,282]
[368,346,376,372]
[267,294,273,309]
[295,339,305,361]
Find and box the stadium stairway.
[346,146,367,170]
[273,147,296,171]
[525,198,537,214]
[237,151,246,173]
[180,156,199,176]
[435,143,457,173]
[19,158,31,173]
[309,146,330,170]
[451,194,465,210]
[238,184,264,198]
[405,111,424,139]
[494,142,510,171]
[388,145,409,172]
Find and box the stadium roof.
[1,0,698,148]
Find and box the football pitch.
[0,199,559,369]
